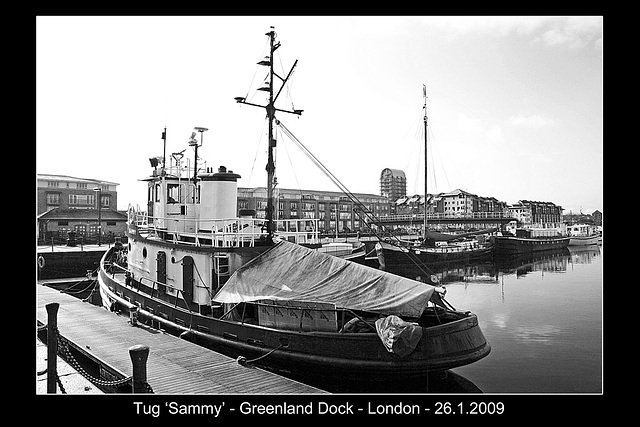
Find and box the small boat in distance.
[567,224,600,246]
[317,241,366,263]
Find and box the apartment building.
[379,168,407,202]
[238,187,390,234]
[37,174,127,242]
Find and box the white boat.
[567,224,600,246]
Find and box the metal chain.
[38,324,153,393]
[55,327,134,390]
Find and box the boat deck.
[36,285,328,394]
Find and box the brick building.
[36,174,127,243]
[238,187,390,235]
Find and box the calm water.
[63,242,602,394]
[419,245,603,393]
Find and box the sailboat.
[97,27,490,386]
[376,87,495,268]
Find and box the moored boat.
[376,239,493,269]
[375,87,494,269]
[567,224,600,246]
[493,228,569,256]
[99,239,490,379]
[317,241,366,263]
[97,27,490,384]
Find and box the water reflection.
[383,245,601,286]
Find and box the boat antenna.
[161,126,167,176]
[235,26,303,243]
[423,84,428,241]
[189,127,208,198]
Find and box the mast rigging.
[423,84,428,241]
[235,27,302,243]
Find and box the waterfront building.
[36,174,127,243]
[439,189,477,216]
[379,168,407,202]
[518,200,563,228]
[238,187,390,235]
[392,189,508,217]
[507,200,564,232]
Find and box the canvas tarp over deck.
[213,240,436,318]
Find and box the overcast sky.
[36,16,603,214]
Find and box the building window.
[46,193,60,205]
[47,181,59,188]
[74,224,86,236]
[69,194,96,206]
[77,183,88,189]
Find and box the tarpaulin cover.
[375,315,423,357]
[213,240,435,318]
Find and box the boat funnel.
[199,166,242,231]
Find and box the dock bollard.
[129,345,150,393]
[46,303,59,394]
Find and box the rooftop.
[37,174,119,186]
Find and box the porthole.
[142,247,147,258]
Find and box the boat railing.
[422,243,488,253]
[379,212,515,222]
[127,208,320,247]
[112,262,197,318]
[136,275,195,315]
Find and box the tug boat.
[97,27,490,384]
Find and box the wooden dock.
[36,285,328,394]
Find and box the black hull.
[98,249,490,381]
[376,241,493,269]
[493,236,570,256]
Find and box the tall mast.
[265,27,277,240]
[423,85,428,239]
[235,26,303,244]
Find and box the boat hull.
[98,249,490,380]
[376,241,492,269]
[493,236,569,256]
[568,235,600,246]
